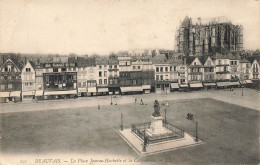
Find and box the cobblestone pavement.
[0,88,259,114]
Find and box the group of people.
[135,97,144,105]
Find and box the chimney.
[183,57,187,65]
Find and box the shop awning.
[78,88,87,93]
[239,81,247,85]
[170,83,179,89]
[22,91,35,96]
[245,80,253,84]
[120,86,143,93]
[216,82,227,87]
[189,83,203,88]
[10,91,21,97]
[44,90,77,96]
[88,87,97,93]
[97,88,109,93]
[0,92,10,98]
[142,85,151,90]
[226,82,240,86]
[203,83,216,86]
[179,84,189,88]
[35,90,43,96]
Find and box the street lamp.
[110,95,113,105]
[186,113,199,142]
[143,129,148,152]
[120,113,123,131]
[195,121,198,142]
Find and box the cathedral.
[174,16,243,56]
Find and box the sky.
[0,0,259,56]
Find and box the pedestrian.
[98,104,100,110]
[140,99,143,105]
[135,97,137,103]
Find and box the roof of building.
[190,16,231,25]
[239,59,250,63]
[185,56,196,65]
[2,58,25,71]
[211,53,230,60]
[29,61,36,69]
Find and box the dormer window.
[194,62,196,65]
[26,68,31,72]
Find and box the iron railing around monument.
[131,122,151,140]
[163,119,184,138]
[131,120,184,144]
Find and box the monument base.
[146,116,172,136]
[117,129,204,156]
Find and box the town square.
[0,0,259,164]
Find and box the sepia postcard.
[0,0,259,164]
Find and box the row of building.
[0,53,259,102]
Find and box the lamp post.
[110,94,113,105]
[242,88,243,96]
[143,129,147,152]
[195,121,198,142]
[120,113,123,131]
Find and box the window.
[234,61,237,65]
[4,67,8,72]
[156,84,160,88]
[4,76,7,80]
[156,75,159,80]
[160,75,163,80]
[194,62,196,65]
[165,67,168,72]
[104,71,107,77]
[160,67,163,72]
[174,66,176,71]
[125,62,127,65]
[73,68,76,71]
[219,60,222,65]
[26,68,31,72]
[109,65,112,69]
[99,71,102,77]
[109,79,113,84]
[170,67,172,71]
[165,75,168,80]
[8,84,12,89]
[62,68,66,72]
[114,65,117,69]
[133,66,136,70]
[8,76,11,80]
[230,61,233,65]
[1,84,5,90]
[78,82,81,88]
[104,79,107,84]
[99,65,102,69]
[165,84,169,87]
[99,79,102,84]
[132,80,137,85]
[156,67,159,72]
[12,76,15,80]
[138,66,140,69]
[53,68,58,72]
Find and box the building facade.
[175,16,243,56]
[0,58,23,102]
[21,61,36,100]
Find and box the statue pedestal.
[147,116,171,136]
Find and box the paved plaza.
[0,89,259,165]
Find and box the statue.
[153,100,161,117]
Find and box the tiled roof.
[9,58,24,71]
[29,61,36,69]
